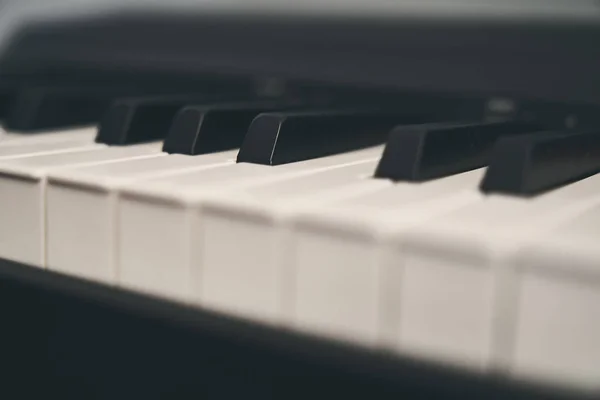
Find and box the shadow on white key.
[0,142,163,266]
[289,169,485,347]
[45,151,238,284]
[117,146,383,304]
[397,174,600,375]
[509,203,600,390]
[196,160,393,325]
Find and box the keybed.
[0,84,597,395]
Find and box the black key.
[374,120,541,181]
[163,102,298,155]
[4,86,119,131]
[236,110,424,165]
[480,129,600,196]
[96,95,222,145]
[1,83,192,132]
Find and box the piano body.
[0,1,599,398]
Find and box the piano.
[0,1,599,398]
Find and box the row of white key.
[0,125,169,265]
[289,174,600,389]
[398,176,600,387]
[114,160,600,391]
[46,146,383,291]
[46,150,241,282]
[0,125,234,267]
[0,125,598,391]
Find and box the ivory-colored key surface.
[196,160,392,324]
[397,174,600,376]
[0,126,97,146]
[45,150,238,284]
[289,169,485,347]
[0,139,100,159]
[0,142,163,266]
[117,146,384,303]
[509,203,600,389]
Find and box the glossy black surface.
[480,130,600,195]
[162,102,297,155]
[237,110,424,165]
[375,121,541,181]
[0,257,588,400]
[95,95,217,145]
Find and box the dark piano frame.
[2,8,600,106]
[0,257,592,400]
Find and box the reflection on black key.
[163,102,297,155]
[237,110,423,165]
[374,121,541,181]
[96,95,215,145]
[4,86,117,131]
[480,130,600,196]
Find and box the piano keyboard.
[0,90,598,395]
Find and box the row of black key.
[0,82,255,132]
[3,87,599,197]
[98,95,600,197]
[375,122,600,196]
[96,97,424,163]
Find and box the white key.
[289,169,485,347]
[510,203,600,389]
[0,126,97,146]
[0,127,99,159]
[0,142,163,266]
[397,174,600,374]
[0,139,99,158]
[196,160,392,324]
[117,146,383,303]
[45,150,238,284]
